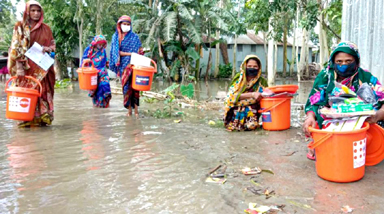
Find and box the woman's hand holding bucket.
[303,112,317,137]
[16,62,25,78]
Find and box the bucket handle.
[81,59,95,68]
[5,76,42,97]
[307,132,333,149]
[258,98,288,113]
[150,59,157,73]
[132,59,158,73]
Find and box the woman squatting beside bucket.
[8,1,56,127]
[224,55,268,131]
[109,15,144,118]
[81,35,112,108]
[303,41,384,160]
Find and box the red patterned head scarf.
[23,1,44,33]
[117,15,131,45]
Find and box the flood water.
[1,80,383,214]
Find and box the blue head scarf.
[82,35,108,71]
[109,15,142,76]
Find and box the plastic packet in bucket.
[323,116,368,132]
[131,53,151,67]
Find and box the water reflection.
[128,125,161,182]
[80,120,105,171]
[5,131,51,195]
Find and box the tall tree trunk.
[206,49,212,81]
[232,35,237,78]
[205,23,212,81]
[149,0,152,8]
[267,20,274,86]
[157,38,171,83]
[298,28,309,81]
[96,0,102,35]
[214,30,220,78]
[283,19,288,78]
[263,31,268,74]
[318,0,329,66]
[78,18,83,67]
[290,6,298,76]
[220,42,229,64]
[273,42,277,82]
[54,60,61,80]
[195,44,202,80]
[232,0,241,78]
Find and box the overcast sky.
[11,0,25,21]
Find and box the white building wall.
[342,0,384,82]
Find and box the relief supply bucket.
[77,59,98,90]
[132,59,157,91]
[365,124,384,166]
[5,76,42,121]
[308,122,370,183]
[259,97,292,131]
[266,85,299,94]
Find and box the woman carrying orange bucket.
[224,55,268,131]
[303,41,384,160]
[109,15,144,118]
[8,1,56,127]
[81,35,111,108]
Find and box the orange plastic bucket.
[259,97,292,130]
[77,59,98,90]
[132,59,157,91]
[5,76,42,121]
[308,122,370,182]
[266,85,299,94]
[365,124,384,166]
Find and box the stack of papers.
[323,116,368,131]
[25,42,54,71]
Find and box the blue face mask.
[334,61,357,77]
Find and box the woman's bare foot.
[134,105,139,119]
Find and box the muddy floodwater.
[1,79,384,214]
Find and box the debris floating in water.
[341,205,354,213]
[142,131,162,135]
[208,120,216,125]
[242,167,262,175]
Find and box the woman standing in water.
[109,15,144,118]
[8,1,56,127]
[81,35,111,108]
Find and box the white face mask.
[121,25,131,33]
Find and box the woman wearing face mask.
[81,35,111,108]
[110,15,144,118]
[224,55,268,131]
[8,1,56,127]
[303,41,384,160]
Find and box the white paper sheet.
[25,42,54,71]
[130,52,151,67]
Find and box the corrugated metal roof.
[342,0,384,82]
[246,30,265,44]
[226,34,257,45]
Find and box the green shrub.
[218,63,232,78]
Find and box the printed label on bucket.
[353,138,366,168]
[8,96,31,113]
[91,75,97,86]
[135,75,150,86]
[262,111,272,122]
